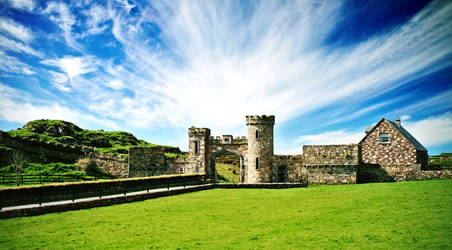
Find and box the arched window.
[255,129,260,140]
[256,157,260,170]
[194,141,199,155]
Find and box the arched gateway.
[187,115,276,183]
[210,148,245,183]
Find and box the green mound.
[7,119,180,155]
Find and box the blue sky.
[0,0,451,155]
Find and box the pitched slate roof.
[388,120,427,151]
[359,118,427,152]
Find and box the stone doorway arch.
[210,148,245,183]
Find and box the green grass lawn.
[216,163,240,183]
[1,180,451,249]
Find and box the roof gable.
[359,118,427,152]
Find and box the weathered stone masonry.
[128,116,451,184]
[302,144,360,185]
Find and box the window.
[256,157,260,170]
[256,129,260,140]
[379,134,389,144]
[194,141,199,155]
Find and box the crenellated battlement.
[246,115,275,125]
[188,127,211,136]
[210,135,247,144]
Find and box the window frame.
[379,133,390,144]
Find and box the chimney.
[396,117,401,127]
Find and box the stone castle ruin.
[128,115,451,184]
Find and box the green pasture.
[0,179,451,249]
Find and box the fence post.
[39,174,42,184]
[21,174,24,185]
[99,185,102,199]
[124,183,126,196]
[72,185,75,202]
[39,194,42,206]
[167,181,170,191]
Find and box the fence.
[0,174,210,210]
[1,174,114,185]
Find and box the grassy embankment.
[0,120,186,180]
[0,179,451,248]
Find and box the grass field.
[0,180,451,249]
[216,163,240,183]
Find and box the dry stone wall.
[358,163,452,182]
[305,165,357,185]
[87,152,128,178]
[128,147,187,177]
[272,155,304,183]
[302,144,361,185]
[303,144,360,165]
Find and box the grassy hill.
[0,119,184,177]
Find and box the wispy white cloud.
[41,56,95,83]
[0,34,42,57]
[295,130,365,145]
[293,112,452,150]
[0,50,35,75]
[7,0,35,11]
[403,112,452,147]
[0,83,120,130]
[97,0,452,133]
[48,71,70,92]
[41,1,78,49]
[105,79,124,90]
[0,17,34,43]
[82,4,110,36]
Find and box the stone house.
[359,117,428,168]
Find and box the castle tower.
[188,127,210,175]
[246,115,275,183]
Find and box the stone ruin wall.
[272,155,304,183]
[361,119,419,166]
[86,152,128,178]
[128,147,187,178]
[302,144,361,185]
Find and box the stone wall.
[87,152,128,178]
[128,147,188,177]
[272,155,304,183]
[302,144,361,165]
[302,144,360,185]
[360,119,421,166]
[358,163,452,182]
[305,165,357,185]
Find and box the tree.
[9,151,28,186]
